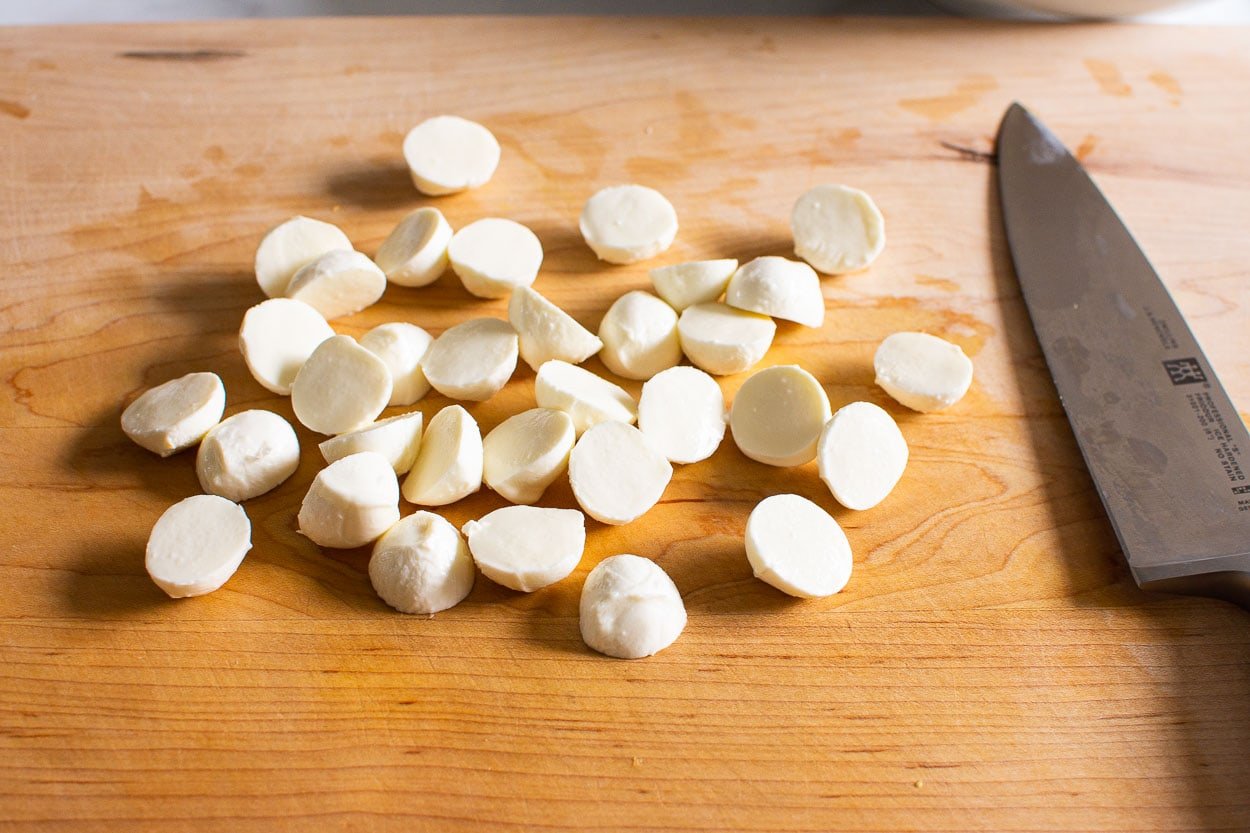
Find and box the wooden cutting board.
[1,16,1248,832]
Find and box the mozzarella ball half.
[291,335,393,435]
[817,401,908,511]
[580,184,678,264]
[402,115,500,196]
[370,511,474,615]
[462,506,586,592]
[791,184,886,275]
[649,258,737,312]
[285,249,387,321]
[873,331,974,413]
[580,554,685,659]
[598,290,681,381]
[568,421,672,525]
[238,298,334,395]
[730,365,832,467]
[482,408,575,505]
[146,494,252,598]
[745,494,852,598]
[725,256,825,328]
[319,410,424,475]
[196,410,300,502]
[402,405,484,507]
[254,215,352,298]
[508,285,603,371]
[360,322,434,407]
[448,218,543,299]
[638,366,726,464]
[420,318,519,402]
[298,451,400,549]
[534,359,637,436]
[374,207,452,288]
[677,302,775,376]
[121,371,225,457]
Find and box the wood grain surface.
[2,16,1249,832]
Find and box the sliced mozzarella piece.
[254,215,353,298]
[196,410,300,502]
[482,408,575,505]
[291,335,393,435]
[462,506,585,592]
[598,290,681,381]
[374,207,452,288]
[745,494,852,598]
[370,511,474,615]
[568,421,672,525]
[298,451,400,549]
[579,184,678,264]
[791,184,886,275]
[319,410,424,475]
[402,405,483,506]
[121,371,225,457]
[873,331,974,413]
[238,298,334,395]
[730,365,831,467]
[579,554,685,659]
[448,218,542,299]
[285,249,387,321]
[638,366,726,464]
[420,318,518,401]
[508,285,603,371]
[534,359,637,435]
[818,401,908,511]
[677,302,776,376]
[360,322,434,407]
[725,256,825,328]
[403,115,500,196]
[649,258,737,311]
[145,494,252,598]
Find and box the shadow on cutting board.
[987,166,1250,830]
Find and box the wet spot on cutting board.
[0,99,31,120]
[1084,59,1132,97]
[899,76,997,123]
[1148,70,1182,106]
[1075,134,1098,161]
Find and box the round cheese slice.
[817,401,908,511]
[374,207,452,288]
[421,318,518,401]
[725,256,825,328]
[402,405,483,506]
[298,451,400,549]
[730,365,832,467]
[579,184,678,264]
[649,258,737,311]
[677,302,775,376]
[482,408,575,505]
[145,494,252,598]
[579,554,685,659]
[290,335,393,435]
[534,360,637,436]
[370,511,474,615]
[791,184,886,275]
[121,371,225,457]
[638,366,726,464]
[448,218,543,299]
[254,215,352,298]
[745,493,852,598]
[196,410,300,502]
[568,421,672,525]
[360,322,434,407]
[285,249,387,321]
[402,115,500,196]
[597,290,681,381]
[238,298,334,395]
[319,410,424,475]
[873,331,974,413]
[508,285,602,371]
[462,506,586,592]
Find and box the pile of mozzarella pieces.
[122,114,974,660]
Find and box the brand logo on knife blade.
[1163,358,1207,386]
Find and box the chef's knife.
[996,103,1250,608]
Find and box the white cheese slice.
[725,256,825,328]
[568,421,672,525]
[370,510,474,615]
[730,365,832,467]
[254,215,353,298]
[145,494,252,598]
[745,493,852,598]
[290,335,393,435]
[285,249,387,321]
[402,405,483,506]
[402,115,500,196]
[374,207,452,288]
[817,401,908,511]
[598,290,681,381]
[579,184,678,264]
[791,184,886,275]
[196,410,300,502]
[579,554,685,659]
[482,408,575,505]
[319,410,424,475]
[873,331,974,413]
[420,318,518,401]
[677,302,776,376]
[238,298,334,396]
[448,218,543,299]
[637,366,726,465]
[462,506,585,592]
[121,371,225,457]
[360,322,434,407]
[508,285,603,371]
[649,258,737,311]
[534,359,637,435]
[298,451,400,549]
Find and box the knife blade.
[996,102,1250,607]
